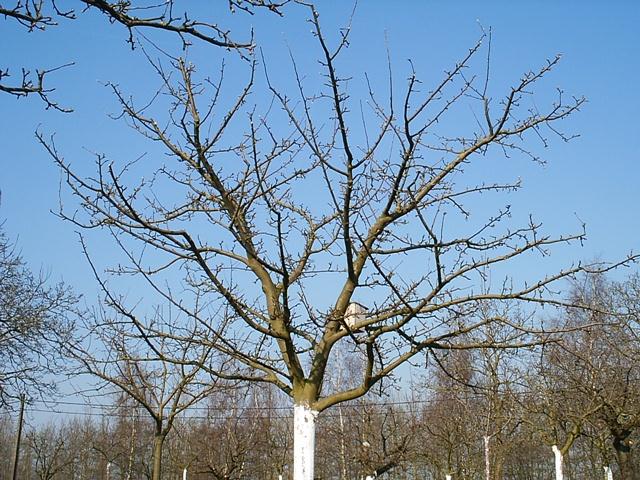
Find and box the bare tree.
[38,3,634,478]
[566,274,640,480]
[523,348,604,480]
[65,297,225,480]
[473,322,525,480]
[352,402,416,479]
[1,0,287,109]
[417,350,484,479]
[80,0,288,50]
[27,423,76,480]
[0,222,76,407]
[0,1,74,110]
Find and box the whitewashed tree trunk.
[446,475,453,480]
[604,465,613,480]
[183,467,187,480]
[126,416,137,480]
[338,406,348,480]
[552,445,564,480]
[294,404,318,480]
[484,435,491,480]
[106,462,112,480]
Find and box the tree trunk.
[604,465,613,480]
[494,458,504,480]
[293,404,318,480]
[152,434,166,480]
[338,405,349,480]
[613,434,638,480]
[552,445,564,480]
[484,435,491,480]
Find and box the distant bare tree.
[354,402,416,479]
[0,223,76,407]
[65,299,225,480]
[28,423,76,480]
[566,274,640,479]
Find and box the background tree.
[0,222,76,407]
[417,350,483,479]
[39,3,634,479]
[65,296,225,480]
[523,341,604,480]
[564,274,640,479]
[27,422,76,480]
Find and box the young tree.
[65,299,225,480]
[40,4,631,478]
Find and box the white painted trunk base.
[604,465,613,480]
[293,404,318,480]
[484,435,491,480]
[446,475,453,480]
[552,445,564,480]
[183,467,187,480]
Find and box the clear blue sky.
[1,2,638,327]
[1,1,639,422]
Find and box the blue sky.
[1,2,639,413]
[2,1,638,297]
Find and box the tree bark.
[293,404,318,480]
[152,433,166,480]
[613,434,638,480]
[494,459,504,480]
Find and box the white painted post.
[293,404,318,480]
[552,445,564,480]
[604,465,613,480]
[183,467,187,480]
[484,435,491,480]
